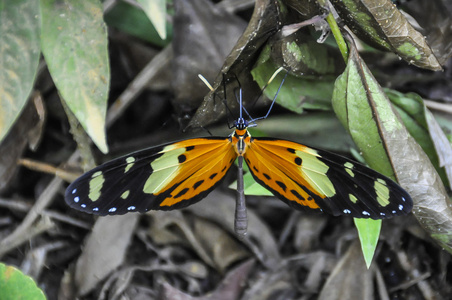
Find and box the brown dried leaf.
[331,0,442,70]
[0,93,45,192]
[172,0,246,112]
[186,190,281,269]
[193,218,250,273]
[318,241,373,299]
[401,0,452,65]
[161,259,256,300]
[74,214,139,296]
[189,0,284,129]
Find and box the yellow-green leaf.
[136,0,167,40]
[40,0,110,153]
[0,0,41,143]
[354,218,381,269]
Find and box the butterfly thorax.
[231,127,251,156]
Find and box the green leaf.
[0,263,46,300]
[354,218,381,269]
[40,0,110,153]
[251,49,336,113]
[332,47,396,179]
[333,40,452,253]
[136,0,167,40]
[0,0,41,143]
[104,1,171,47]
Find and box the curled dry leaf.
[189,0,284,129]
[401,0,452,65]
[387,89,451,188]
[331,0,442,71]
[172,0,246,112]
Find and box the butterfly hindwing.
[244,137,412,219]
[65,138,237,215]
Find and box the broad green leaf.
[354,218,381,269]
[40,0,110,153]
[251,46,336,113]
[269,31,345,76]
[331,0,441,71]
[0,263,46,300]
[104,1,171,47]
[136,0,167,40]
[0,0,41,143]
[333,41,452,253]
[332,51,395,178]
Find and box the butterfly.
[65,73,413,237]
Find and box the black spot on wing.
[174,188,189,199]
[276,181,287,192]
[294,157,302,166]
[193,180,204,190]
[178,154,186,163]
[290,189,305,201]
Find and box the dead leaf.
[319,241,373,299]
[331,0,442,70]
[74,214,139,296]
[172,0,247,113]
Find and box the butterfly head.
[235,117,248,131]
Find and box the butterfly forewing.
[245,137,412,219]
[65,138,237,215]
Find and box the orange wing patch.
[244,139,325,210]
[157,139,237,207]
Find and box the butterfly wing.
[65,138,237,215]
[244,137,412,219]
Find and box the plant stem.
[317,0,348,62]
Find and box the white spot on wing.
[399,204,403,210]
[74,197,80,203]
[72,189,77,194]
[127,206,136,211]
[109,207,117,213]
[362,211,370,216]
[81,204,86,208]
[343,209,351,214]
[93,207,99,212]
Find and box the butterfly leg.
[235,156,248,239]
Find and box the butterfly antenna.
[250,66,286,109]
[231,74,254,123]
[250,67,289,123]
